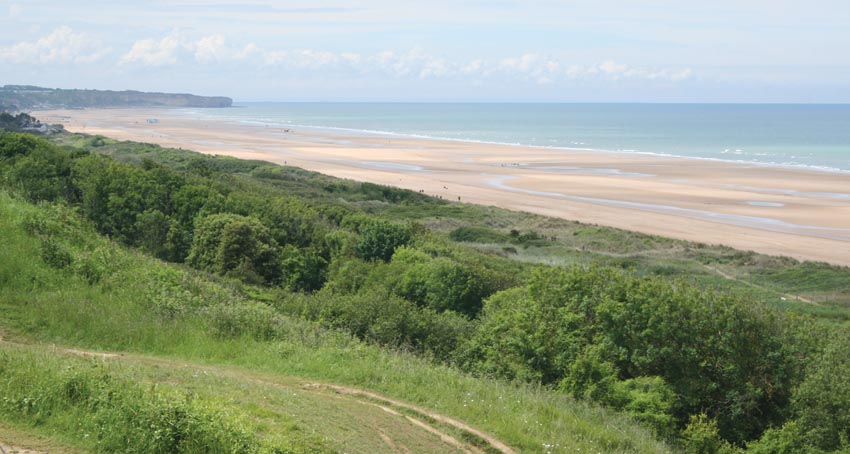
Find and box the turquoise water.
[182,103,850,172]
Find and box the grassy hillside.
[2,127,849,452]
[0,191,668,453]
[53,132,850,321]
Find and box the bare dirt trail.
[0,335,515,454]
[702,264,818,305]
[0,442,45,454]
[104,349,513,453]
[306,383,515,454]
[0,422,81,454]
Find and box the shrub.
[279,245,328,292]
[355,220,411,262]
[0,132,51,158]
[188,213,281,284]
[788,328,850,452]
[40,237,73,269]
[463,266,796,444]
[681,414,737,454]
[404,258,489,316]
[449,226,509,243]
[207,301,284,341]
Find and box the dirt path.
[306,383,514,454]
[0,422,80,454]
[702,264,818,305]
[0,442,46,454]
[0,337,514,454]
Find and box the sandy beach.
[35,108,850,266]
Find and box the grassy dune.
[0,191,670,453]
[3,131,849,452]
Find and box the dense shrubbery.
[278,288,475,360]
[460,266,801,443]
[354,219,411,262]
[189,213,281,284]
[449,226,510,243]
[746,328,850,453]
[1,129,846,451]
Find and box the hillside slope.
[0,191,670,453]
[1,128,849,452]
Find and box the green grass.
[6,131,848,451]
[0,420,84,453]
[0,191,671,453]
[46,132,850,318]
[0,345,305,453]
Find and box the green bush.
[279,245,328,292]
[355,220,411,262]
[188,213,281,284]
[463,266,797,444]
[278,288,474,360]
[396,257,489,316]
[746,422,809,454]
[449,226,509,243]
[0,132,52,158]
[40,237,73,269]
[611,376,677,438]
[6,148,74,202]
[787,328,850,452]
[207,301,284,341]
[681,414,737,454]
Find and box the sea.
[179,103,850,173]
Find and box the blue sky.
[1,0,849,102]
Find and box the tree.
[788,328,850,452]
[71,155,170,244]
[279,245,328,292]
[397,256,488,316]
[461,266,796,444]
[187,213,280,284]
[171,183,225,227]
[6,147,73,202]
[0,132,51,158]
[355,220,411,262]
[135,209,172,259]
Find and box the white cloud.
[461,59,484,75]
[495,54,565,84]
[119,34,182,66]
[235,43,261,60]
[119,33,261,66]
[260,49,345,70]
[113,32,694,84]
[0,26,110,64]
[367,49,453,79]
[599,60,628,75]
[194,34,226,64]
[562,60,694,82]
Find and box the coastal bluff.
[0,85,232,111]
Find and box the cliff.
[0,85,232,111]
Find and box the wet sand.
[36,108,850,266]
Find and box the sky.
[1,0,849,102]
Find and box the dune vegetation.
[1,125,849,453]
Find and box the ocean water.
[181,103,850,172]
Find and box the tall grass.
[0,191,671,453]
[0,346,306,453]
